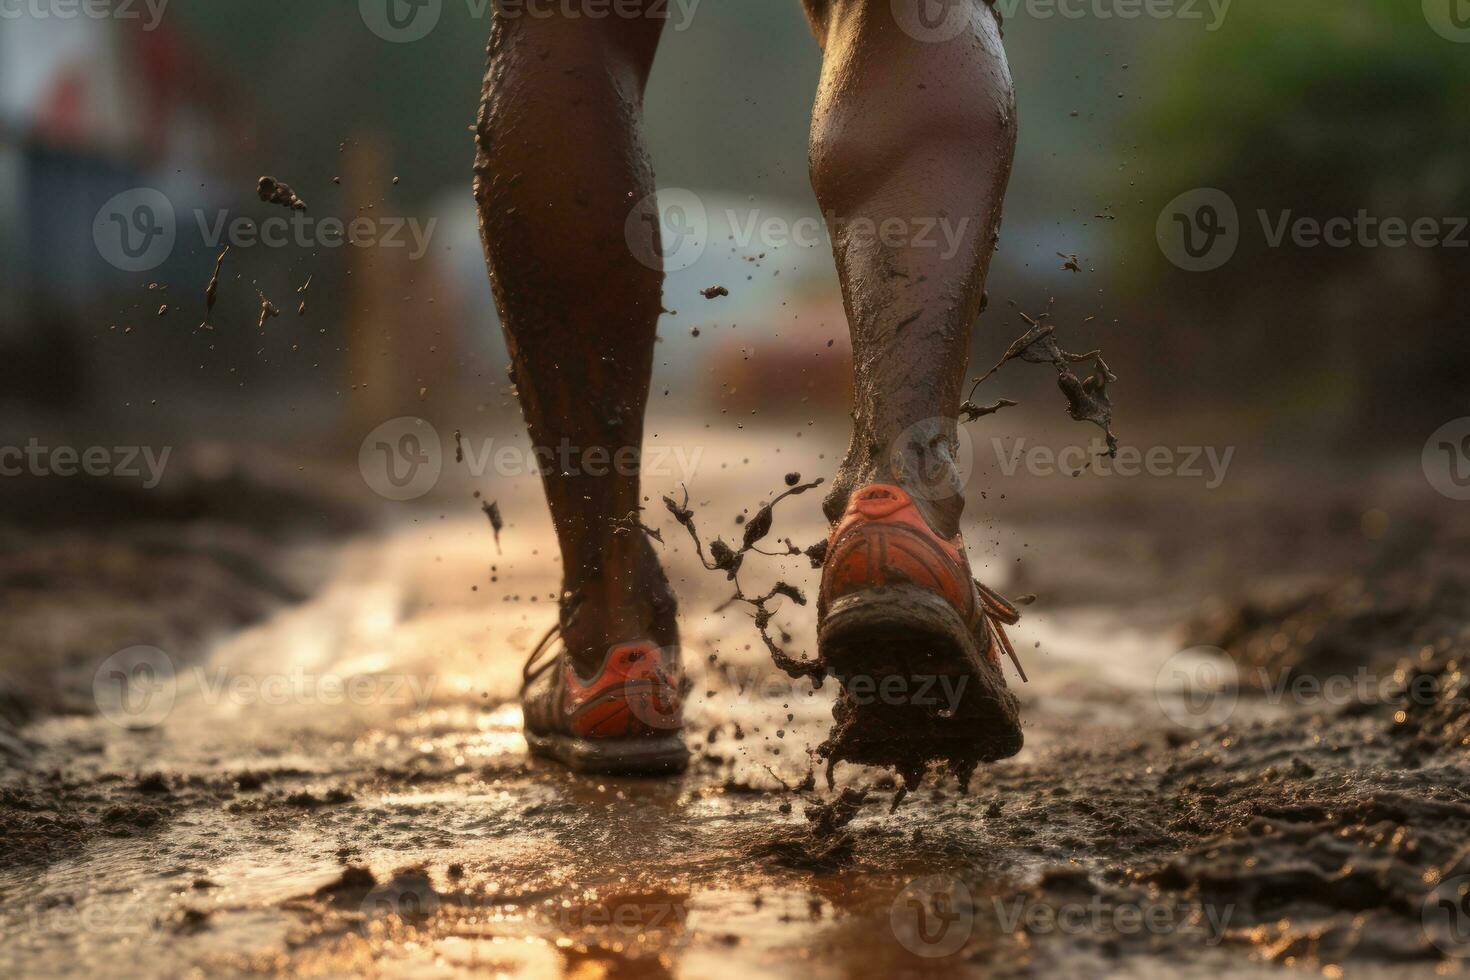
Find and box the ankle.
[559,541,678,676]
[827,437,966,540]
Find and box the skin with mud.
[3,445,1468,977]
[473,0,1018,681]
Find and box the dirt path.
[3,443,1469,978]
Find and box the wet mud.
[1192,567,1470,695]
[4,453,1470,976]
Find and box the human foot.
[816,483,1024,784]
[521,537,687,775]
[520,631,688,775]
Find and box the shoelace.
[976,579,1028,683]
[520,621,563,694]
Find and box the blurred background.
[3,0,1466,473]
[4,5,1470,975]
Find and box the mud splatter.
[283,788,354,807]
[257,175,307,212]
[959,397,1017,423]
[202,246,228,329]
[669,474,1025,795]
[751,789,869,871]
[310,865,376,903]
[257,293,281,331]
[482,500,503,553]
[966,310,1119,456]
[663,479,827,684]
[296,274,312,316]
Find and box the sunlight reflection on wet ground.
[2,426,1243,978]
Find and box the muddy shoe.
[520,627,689,775]
[817,484,1025,781]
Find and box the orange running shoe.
[520,628,688,774]
[818,483,1025,769]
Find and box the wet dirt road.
[3,429,1470,978]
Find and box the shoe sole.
[524,731,690,775]
[818,585,1023,771]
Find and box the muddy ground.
[3,428,1470,978]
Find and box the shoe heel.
[818,584,1023,765]
[819,585,977,681]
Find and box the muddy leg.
[803,0,1016,537]
[474,10,675,674]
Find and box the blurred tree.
[1125,0,1470,444]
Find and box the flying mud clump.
[202,246,229,330]
[963,307,1119,457]
[257,176,308,212]
[663,478,827,685]
[670,313,1120,805]
[256,293,281,331]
